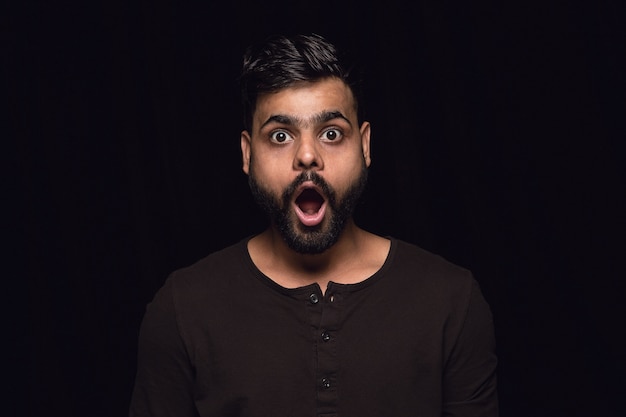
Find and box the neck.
[248,220,367,290]
[247,220,390,292]
[266,219,361,273]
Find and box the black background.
[11,0,625,416]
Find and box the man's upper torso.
[130,237,498,417]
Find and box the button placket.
[321,330,331,342]
[315,289,341,411]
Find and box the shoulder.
[154,237,253,308]
[383,238,480,309]
[174,238,250,281]
[389,238,474,283]
[382,238,494,342]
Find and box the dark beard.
[248,167,368,254]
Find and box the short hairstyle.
[240,33,363,132]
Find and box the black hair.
[240,33,363,132]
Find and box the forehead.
[253,78,357,128]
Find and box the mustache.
[281,171,336,205]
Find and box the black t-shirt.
[130,237,498,417]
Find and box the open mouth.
[296,188,324,214]
[294,187,327,226]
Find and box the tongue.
[298,200,322,214]
[296,204,326,226]
[295,189,326,226]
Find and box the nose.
[293,135,323,171]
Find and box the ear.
[360,121,372,167]
[240,130,252,175]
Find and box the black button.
[321,378,331,389]
[321,331,330,342]
[309,293,319,304]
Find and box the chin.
[280,216,343,255]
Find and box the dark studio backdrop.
[11,0,625,416]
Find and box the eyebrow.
[260,110,352,130]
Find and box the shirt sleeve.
[129,277,199,417]
[442,278,499,417]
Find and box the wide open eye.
[320,128,343,142]
[270,130,293,144]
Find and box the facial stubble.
[248,164,368,254]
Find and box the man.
[130,33,498,417]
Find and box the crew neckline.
[239,236,397,296]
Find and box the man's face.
[241,77,372,254]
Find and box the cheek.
[249,158,290,193]
[326,160,366,196]
[333,152,366,175]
